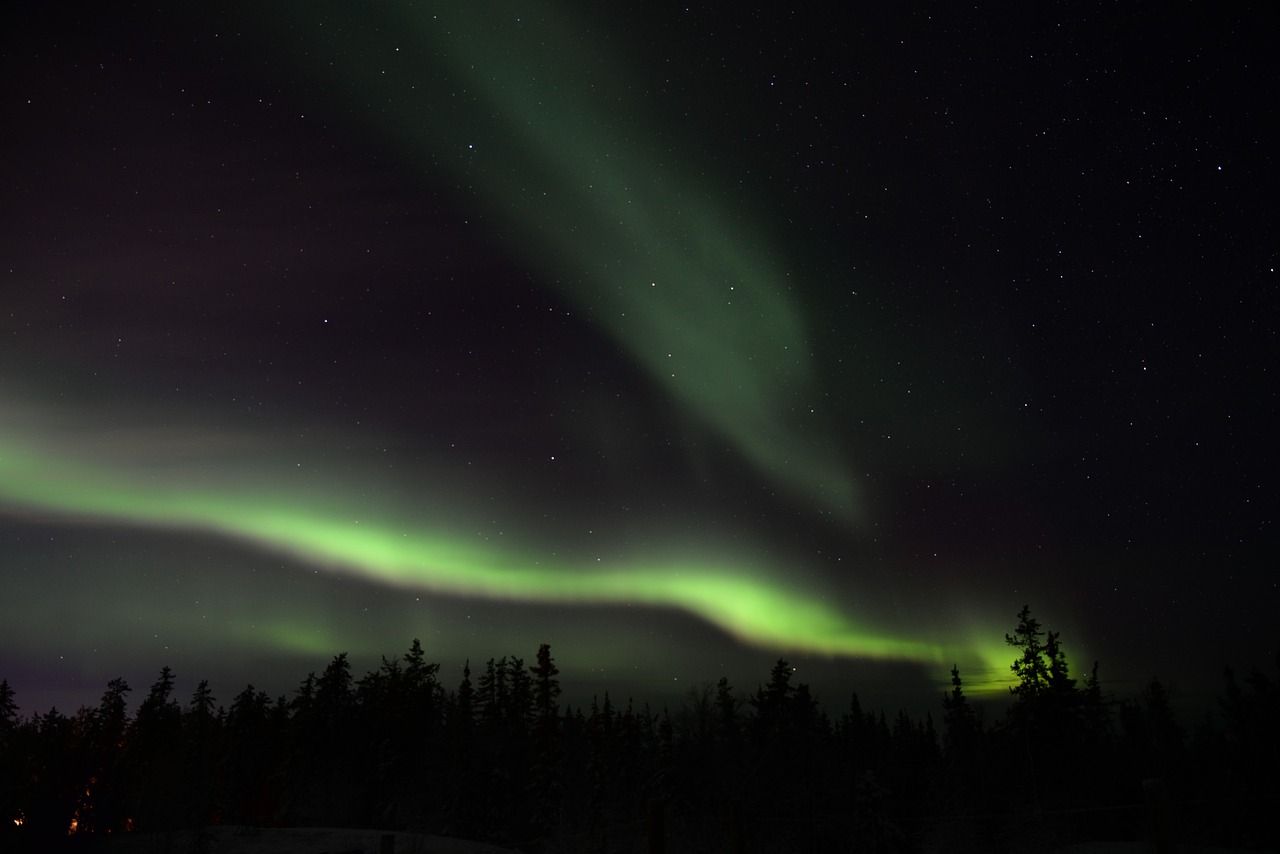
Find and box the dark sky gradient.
[2,3,1274,719]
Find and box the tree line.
[1,608,1276,853]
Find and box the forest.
[1,606,1276,853]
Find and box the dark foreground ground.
[84,827,1275,854]
[95,826,512,854]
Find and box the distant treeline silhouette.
[1,607,1276,853]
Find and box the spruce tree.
[529,644,563,841]
[1006,605,1050,704]
[714,676,738,742]
[0,679,18,847]
[0,678,18,739]
[131,667,184,831]
[532,643,561,721]
[941,664,978,758]
[84,677,132,834]
[182,680,220,832]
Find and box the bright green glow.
[3,428,940,664]
[242,2,859,519]
[954,635,1024,699]
[0,7,1031,696]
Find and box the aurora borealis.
[2,3,1274,717]
[0,422,940,661]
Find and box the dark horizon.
[0,619,1254,729]
[3,624,1276,852]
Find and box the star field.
[1,3,1274,717]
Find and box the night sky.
[2,3,1274,719]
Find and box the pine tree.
[714,676,739,742]
[478,657,506,724]
[507,656,532,726]
[941,664,978,757]
[0,679,17,738]
[751,658,795,738]
[97,677,132,741]
[293,672,316,717]
[532,643,561,721]
[226,685,276,825]
[455,660,475,726]
[188,679,216,719]
[1003,606,1097,810]
[404,638,429,681]
[315,652,354,724]
[1045,631,1077,698]
[529,644,563,841]
[583,696,610,850]
[1081,661,1109,738]
[601,691,616,735]
[25,707,78,843]
[313,653,358,823]
[0,679,18,845]
[1006,605,1050,704]
[403,638,444,729]
[83,677,132,834]
[182,680,220,831]
[131,667,185,831]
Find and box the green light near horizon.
[0,427,1001,672]
[0,3,1033,698]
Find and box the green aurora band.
[241,1,861,520]
[0,427,1011,688]
[0,5,1025,696]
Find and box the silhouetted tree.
[1006,605,1050,705]
[532,643,561,721]
[21,708,80,846]
[79,677,132,835]
[6,629,1274,852]
[454,660,475,727]
[478,657,507,725]
[225,684,278,825]
[129,666,185,831]
[0,679,16,736]
[714,676,739,743]
[528,644,563,842]
[941,664,979,759]
[580,696,610,851]
[354,640,446,827]
[999,605,1102,813]
[836,691,871,773]
[302,653,360,824]
[1045,631,1075,696]
[315,652,354,725]
[402,638,445,738]
[1080,661,1111,743]
[181,679,221,831]
[442,660,482,837]
[507,656,532,727]
[750,658,795,739]
[0,680,20,850]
